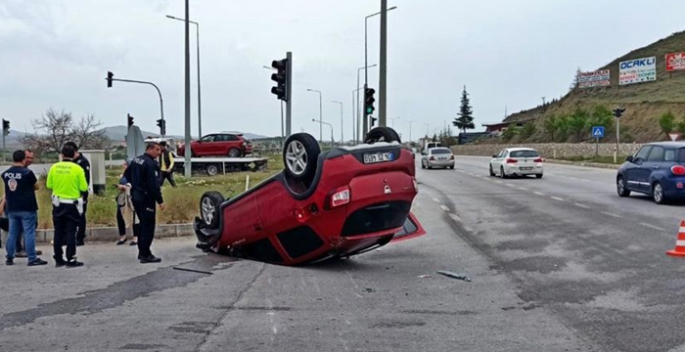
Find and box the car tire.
[489,165,495,177]
[283,133,320,182]
[200,191,225,229]
[421,161,426,169]
[536,174,543,179]
[363,127,402,144]
[500,166,507,179]
[653,182,666,204]
[616,176,631,197]
[228,148,241,158]
[206,164,220,176]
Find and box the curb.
[2,223,195,244]
[545,159,621,170]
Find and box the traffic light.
[364,88,376,116]
[156,119,166,136]
[613,108,626,118]
[2,119,9,136]
[370,116,378,127]
[270,58,288,101]
[127,114,134,127]
[107,71,114,88]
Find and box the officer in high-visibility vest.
[46,144,88,268]
[64,142,90,247]
[124,142,165,263]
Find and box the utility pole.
[105,74,166,137]
[183,0,191,178]
[286,52,293,137]
[379,0,388,127]
[332,101,344,144]
[407,119,415,143]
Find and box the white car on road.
[489,148,544,178]
[421,147,455,169]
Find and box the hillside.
[501,30,685,143]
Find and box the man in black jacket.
[64,142,90,247]
[124,142,165,264]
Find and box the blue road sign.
[592,126,605,138]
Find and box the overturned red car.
[194,127,425,265]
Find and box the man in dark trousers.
[46,145,88,267]
[64,142,90,246]
[158,141,176,187]
[3,150,46,266]
[124,142,165,263]
[12,149,42,257]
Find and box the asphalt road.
[0,156,683,351]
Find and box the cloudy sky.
[1,0,684,141]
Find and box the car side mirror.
[492,154,497,158]
[625,155,634,163]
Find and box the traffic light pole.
[109,78,165,137]
[286,51,293,137]
[2,130,5,163]
[379,0,388,127]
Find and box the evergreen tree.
[453,86,475,134]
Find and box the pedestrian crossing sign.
[592,126,605,138]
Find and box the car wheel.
[206,164,219,176]
[421,161,426,169]
[489,165,495,177]
[500,166,507,179]
[536,174,543,179]
[653,182,666,204]
[363,126,401,144]
[228,148,241,158]
[616,177,631,197]
[283,133,321,182]
[200,191,225,229]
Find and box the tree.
[568,108,590,141]
[453,86,475,134]
[659,111,676,138]
[589,105,614,132]
[543,115,557,141]
[21,108,110,157]
[553,115,570,142]
[570,67,582,91]
[520,122,537,140]
[501,126,519,142]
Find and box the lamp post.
[167,14,202,138]
[312,119,334,146]
[352,87,363,143]
[307,89,323,142]
[365,6,397,129]
[407,119,415,144]
[332,101,344,144]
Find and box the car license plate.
[521,167,533,171]
[363,151,393,164]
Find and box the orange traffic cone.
[667,221,685,257]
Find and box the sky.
[1,0,685,142]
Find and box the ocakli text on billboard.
[578,69,611,88]
[619,57,657,85]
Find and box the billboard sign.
[666,53,685,71]
[619,57,657,85]
[577,70,611,88]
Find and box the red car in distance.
[194,127,425,266]
[177,132,252,157]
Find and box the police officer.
[46,144,88,267]
[124,142,165,263]
[64,142,90,246]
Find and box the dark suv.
[616,142,685,204]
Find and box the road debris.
[173,267,213,275]
[437,270,471,282]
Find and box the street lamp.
[357,64,377,143]
[407,119,415,144]
[365,6,397,125]
[312,118,334,146]
[264,65,284,146]
[352,87,363,144]
[307,89,323,142]
[332,101,343,144]
[167,14,202,138]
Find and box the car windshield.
[509,150,539,158]
[431,149,451,155]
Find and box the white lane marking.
[551,196,565,201]
[505,183,515,187]
[449,213,462,222]
[574,203,591,209]
[518,187,528,191]
[440,205,450,212]
[534,191,545,196]
[432,198,441,203]
[458,170,466,173]
[495,181,503,184]
[640,223,665,231]
[602,212,621,218]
